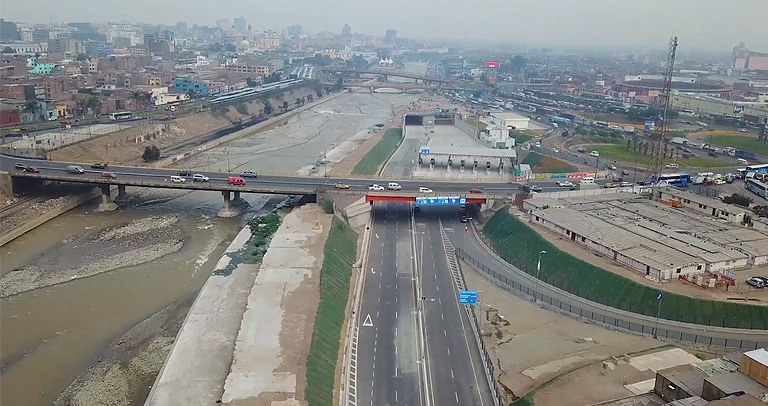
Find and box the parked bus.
[110,111,133,120]
[652,173,692,187]
[746,178,768,199]
[746,164,768,174]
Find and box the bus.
[110,111,133,120]
[652,173,692,187]
[746,178,768,199]
[746,164,768,174]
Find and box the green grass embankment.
[483,209,768,329]
[305,218,358,405]
[351,128,403,175]
[590,144,731,168]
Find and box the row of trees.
[625,138,681,159]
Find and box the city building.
[0,42,48,54]
[0,19,20,41]
[384,29,397,46]
[733,42,768,72]
[233,17,247,34]
[487,111,530,130]
[172,75,209,96]
[670,93,768,123]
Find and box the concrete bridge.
[321,67,452,83]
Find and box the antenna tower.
[651,36,678,200]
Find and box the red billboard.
[485,60,500,69]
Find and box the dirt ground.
[461,262,664,404]
[48,88,315,166]
[511,207,768,303]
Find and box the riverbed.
[0,91,424,405]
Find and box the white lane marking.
[444,329,447,337]
[395,345,398,355]
[447,347,451,356]
[455,392,459,403]
[395,311,398,319]
[451,368,455,378]
[441,313,444,321]
[395,327,398,336]
[396,390,398,402]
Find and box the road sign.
[362,314,374,327]
[420,147,430,155]
[459,290,478,304]
[415,196,467,206]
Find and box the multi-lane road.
[1,155,572,197]
[351,202,494,406]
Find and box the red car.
[23,166,39,173]
[101,172,117,179]
[469,188,483,194]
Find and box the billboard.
[485,60,500,69]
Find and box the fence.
[456,235,768,350]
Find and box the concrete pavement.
[355,202,422,406]
[415,206,495,406]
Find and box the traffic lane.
[355,204,392,406]
[427,210,491,406]
[391,203,422,406]
[450,219,768,343]
[414,211,454,406]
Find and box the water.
[0,92,425,405]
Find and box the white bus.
[746,179,768,199]
[110,111,133,120]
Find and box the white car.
[714,179,726,185]
[419,187,433,193]
[557,181,574,187]
[738,128,750,133]
[369,184,385,191]
[620,181,633,187]
[590,151,600,157]
[609,164,617,170]
[192,174,209,182]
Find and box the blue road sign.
[459,290,478,304]
[421,147,430,154]
[415,196,467,206]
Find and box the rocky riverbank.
[0,215,183,298]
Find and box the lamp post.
[534,250,547,303]
[653,292,663,339]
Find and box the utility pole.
[651,36,678,200]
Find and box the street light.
[534,250,547,303]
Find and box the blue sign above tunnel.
[415,196,467,206]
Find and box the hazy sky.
[4,0,767,51]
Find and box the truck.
[550,116,572,125]
[623,126,636,134]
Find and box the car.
[620,181,633,187]
[460,216,468,223]
[192,174,209,182]
[714,179,726,185]
[101,172,117,179]
[469,188,483,194]
[227,176,245,186]
[551,148,559,153]
[603,182,618,188]
[738,128,750,133]
[418,187,433,193]
[241,170,258,178]
[609,164,617,170]
[387,182,402,190]
[369,184,385,191]
[460,205,466,213]
[636,181,647,186]
[530,185,543,192]
[622,169,630,176]
[334,182,349,189]
[590,151,600,157]
[747,277,766,289]
[91,162,108,169]
[23,166,39,173]
[170,175,186,183]
[557,181,574,187]
[14,163,26,170]
[177,170,192,176]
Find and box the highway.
[415,205,495,405]
[351,202,495,406]
[355,202,423,406]
[1,155,573,197]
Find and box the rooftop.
[743,348,768,366]
[419,145,516,159]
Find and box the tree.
[263,72,282,84]
[281,100,289,112]
[753,205,768,217]
[306,94,314,102]
[2,47,15,53]
[235,102,249,115]
[142,145,160,162]
[723,193,753,207]
[186,89,198,100]
[85,96,102,116]
[295,98,302,107]
[510,55,527,72]
[262,101,273,116]
[626,139,632,151]
[131,90,152,109]
[76,53,88,61]
[561,129,570,137]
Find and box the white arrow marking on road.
[375,233,379,239]
[371,267,375,274]
[362,314,374,327]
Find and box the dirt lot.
[48,88,315,166]
[461,262,664,404]
[512,207,768,303]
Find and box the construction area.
[522,188,768,290]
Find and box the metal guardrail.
[455,244,768,350]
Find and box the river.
[0,91,423,405]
